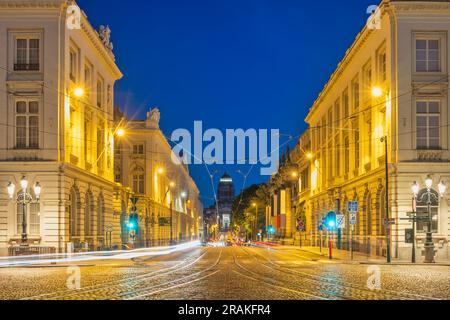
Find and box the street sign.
[405,229,414,244]
[349,212,357,225]
[336,214,345,229]
[348,201,358,213]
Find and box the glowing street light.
[371,86,383,98]
[157,167,165,175]
[411,181,420,197]
[438,181,447,197]
[116,128,125,138]
[306,152,313,160]
[73,87,84,98]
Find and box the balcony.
[14,63,39,71]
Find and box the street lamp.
[413,176,446,263]
[73,87,84,98]
[7,177,42,246]
[371,86,383,98]
[163,180,176,245]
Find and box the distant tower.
[217,172,235,231]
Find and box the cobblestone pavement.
[0,246,448,300]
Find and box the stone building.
[0,0,123,254]
[114,108,202,247]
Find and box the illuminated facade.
[0,0,123,254]
[114,108,202,246]
[298,0,450,260]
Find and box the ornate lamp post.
[7,177,42,246]
[412,176,446,263]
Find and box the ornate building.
[114,108,202,247]
[0,0,123,254]
[269,0,450,260]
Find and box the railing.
[14,63,40,71]
[8,246,56,256]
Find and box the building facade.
[217,172,234,231]
[271,0,450,260]
[114,108,202,247]
[0,0,123,254]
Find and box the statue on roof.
[98,25,114,51]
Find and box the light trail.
[0,241,201,268]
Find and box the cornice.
[0,0,65,9]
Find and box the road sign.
[405,229,414,244]
[385,218,396,226]
[336,214,345,229]
[348,201,358,213]
[349,212,357,225]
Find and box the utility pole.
[381,136,391,263]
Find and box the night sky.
[77,0,375,206]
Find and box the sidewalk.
[261,243,450,266]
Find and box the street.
[0,245,448,300]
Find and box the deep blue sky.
[77,0,375,206]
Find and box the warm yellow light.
[157,167,165,175]
[169,181,176,188]
[116,128,125,137]
[291,172,298,178]
[252,203,256,207]
[306,152,313,160]
[372,86,383,98]
[73,87,84,98]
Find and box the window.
[327,109,333,137]
[69,49,78,81]
[363,62,372,102]
[416,189,439,233]
[97,195,105,241]
[85,62,93,97]
[354,129,360,171]
[344,136,350,175]
[15,100,39,149]
[334,100,341,127]
[343,89,349,118]
[29,203,40,235]
[133,144,145,155]
[416,100,440,149]
[84,112,92,166]
[377,47,387,82]
[334,138,340,177]
[416,39,440,72]
[300,168,309,191]
[352,76,360,110]
[97,76,104,108]
[14,38,40,71]
[97,121,105,170]
[85,192,94,237]
[68,188,80,238]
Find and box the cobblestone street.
[0,246,448,300]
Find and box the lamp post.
[413,176,446,263]
[252,202,258,241]
[380,135,391,263]
[7,177,42,246]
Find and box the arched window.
[416,189,439,233]
[97,194,105,240]
[68,187,80,238]
[132,166,145,194]
[85,191,94,237]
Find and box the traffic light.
[325,211,337,230]
[128,213,138,231]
